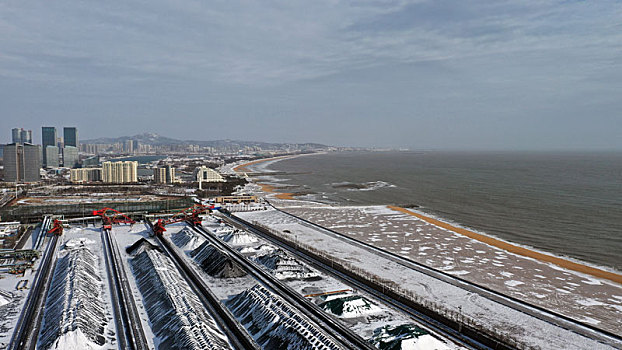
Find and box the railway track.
[224,208,622,349]
[188,223,376,350]
[219,211,506,350]
[270,208,622,347]
[8,233,58,350]
[146,220,260,350]
[101,228,150,350]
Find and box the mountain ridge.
[82,132,330,149]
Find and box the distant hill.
[82,132,330,149]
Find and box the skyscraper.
[11,128,33,144]
[63,146,79,168]
[63,127,78,147]
[41,127,57,167]
[2,143,41,182]
[45,145,59,168]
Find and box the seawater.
[265,151,622,271]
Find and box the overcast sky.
[1,0,621,150]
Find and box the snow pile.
[220,229,259,245]
[239,244,275,255]
[171,227,206,251]
[190,241,247,278]
[370,324,450,350]
[226,284,340,350]
[47,328,105,350]
[38,245,107,350]
[131,249,229,349]
[319,295,382,318]
[0,290,12,307]
[255,249,320,280]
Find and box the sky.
[1,0,621,150]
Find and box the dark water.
[266,151,622,271]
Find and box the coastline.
[388,206,622,285]
[235,157,622,285]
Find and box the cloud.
[0,0,621,148]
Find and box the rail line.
[146,220,260,350]
[102,228,150,350]
[271,207,622,346]
[218,212,488,349]
[8,233,58,350]
[225,208,622,349]
[188,223,376,350]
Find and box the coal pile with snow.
[369,323,450,350]
[38,241,107,350]
[131,249,229,349]
[254,249,320,281]
[190,241,247,278]
[220,229,259,245]
[226,284,340,350]
[319,295,382,319]
[171,227,206,251]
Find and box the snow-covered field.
[236,208,622,350]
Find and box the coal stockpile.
[190,241,247,278]
[226,284,341,350]
[38,245,107,350]
[131,249,230,350]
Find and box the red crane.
[48,219,64,236]
[152,204,215,236]
[92,208,136,230]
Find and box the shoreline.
[388,206,622,285]
[235,157,622,286]
[233,154,297,173]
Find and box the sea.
[262,151,622,271]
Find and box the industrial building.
[2,143,41,182]
[102,161,138,183]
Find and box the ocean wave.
[330,181,396,191]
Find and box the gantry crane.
[48,219,64,236]
[152,204,215,236]
[92,208,136,230]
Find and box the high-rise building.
[153,165,175,184]
[11,128,32,144]
[41,127,57,167]
[70,168,102,183]
[63,127,78,147]
[102,161,138,183]
[45,145,59,168]
[2,143,41,182]
[123,140,134,153]
[63,146,79,168]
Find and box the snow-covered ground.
[0,222,46,348]
[277,204,622,335]
[235,208,622,350]
[196,215,465,350]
